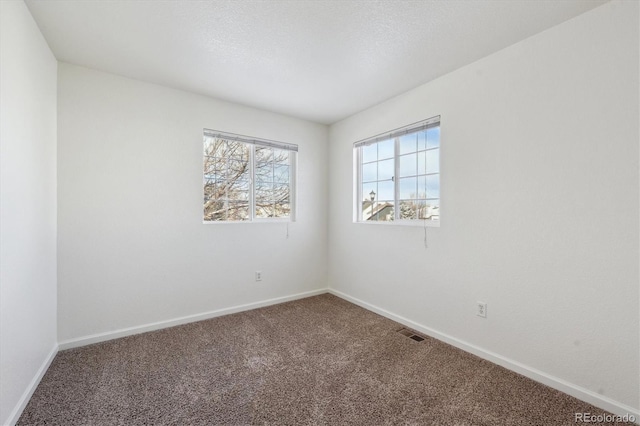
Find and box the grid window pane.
[274,164,289,183]
[426,149,439,174]
[203,134,295,222]
[228,201,249,220]
[278,203,291,217]
[426,127,440,149]
[374,201,395,221]
[362,182,377,201]
[362,143,377,163]
[399,154,417,177]
[378,139,394,160]
[399,200,418,220]
[417,151,426,175]
[399,177,417,199]
[425,199,440,221]
[426,175,440,199]
[273,148,288,165]
[399,133,416,155]
[378,180,394,200]
[378,159,394,180]
[256,185,273,202]
[356,120,440,223]
[417,130,427,151]
[417,176,426,199]
[362,162,377,182]
[256,203,275,218]
[255,146,272,162]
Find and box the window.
[355,116,440,224]
[203,130,297,222]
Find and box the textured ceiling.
[26,0,607,124]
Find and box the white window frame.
[354,116,440,227]
[203,129,297,223]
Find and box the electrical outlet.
[477,302,487,318]
[255,271,262,282]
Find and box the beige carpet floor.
[18,294,618,425]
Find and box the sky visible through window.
[361,126,439,222]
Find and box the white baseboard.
[58,288,328,350]
[5,343,58,426]
[328,288,640,422]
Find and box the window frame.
[354,116,440,227]
[203,129,297,223]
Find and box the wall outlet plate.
[255,271,262,282]
[477,301,487,318]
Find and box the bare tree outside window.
[203,133,295,222]
[255,147,291,218]
[204,138,251,221]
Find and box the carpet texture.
[18,294,619,425]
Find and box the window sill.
[203,218,293,224]
[354,219,440,228]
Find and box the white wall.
[328,0,639,414]
[0,1,58,424]
[57,64,329,343]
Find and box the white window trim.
[203,129,297,223]
[353,117,440,227]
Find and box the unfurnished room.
[1,0,639,425]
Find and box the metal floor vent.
[397,328,426,342]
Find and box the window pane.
[417,151,426,175]
[229,160,250,179]
[213,156,228,174]
[355,119,438,224]
[426,127,440,149]
[204,199,226,221]
[276,203,291,217]
[399,153,417,177]
[256,202,275,218]
[274,164,289,183]
[204,132,296,222]
[399,200,417,220]
[377,180,394,200]
[228,190,249,201]
[204,137,214,156]
[208,138,227,158]
[273,183,289,204]
[374,201,394,221]
[378,139,394,160]
[256,166,272,183]
[426,175,440,199]
[417,130,427,151]
[362,143,377,163]
[272,148,288,165]
[399,177,417,199]
[426,149,439,174]
[366,201,394,221]
[255,146,272,163]
[203,156,216,175]
[415,201,428,220]
[228,141,250,161]
[399,133,416,155]
[362,162,377,182]
[378,159,394,180]
[203,181,217,202]
[362,201,372,221]
[362,182,377,202]
[255,173,271,186]
[256,185,273,202]
[227,201,249,220]
[417,176,426,199]
[425,199,440,221]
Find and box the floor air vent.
[397,328,426,342]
